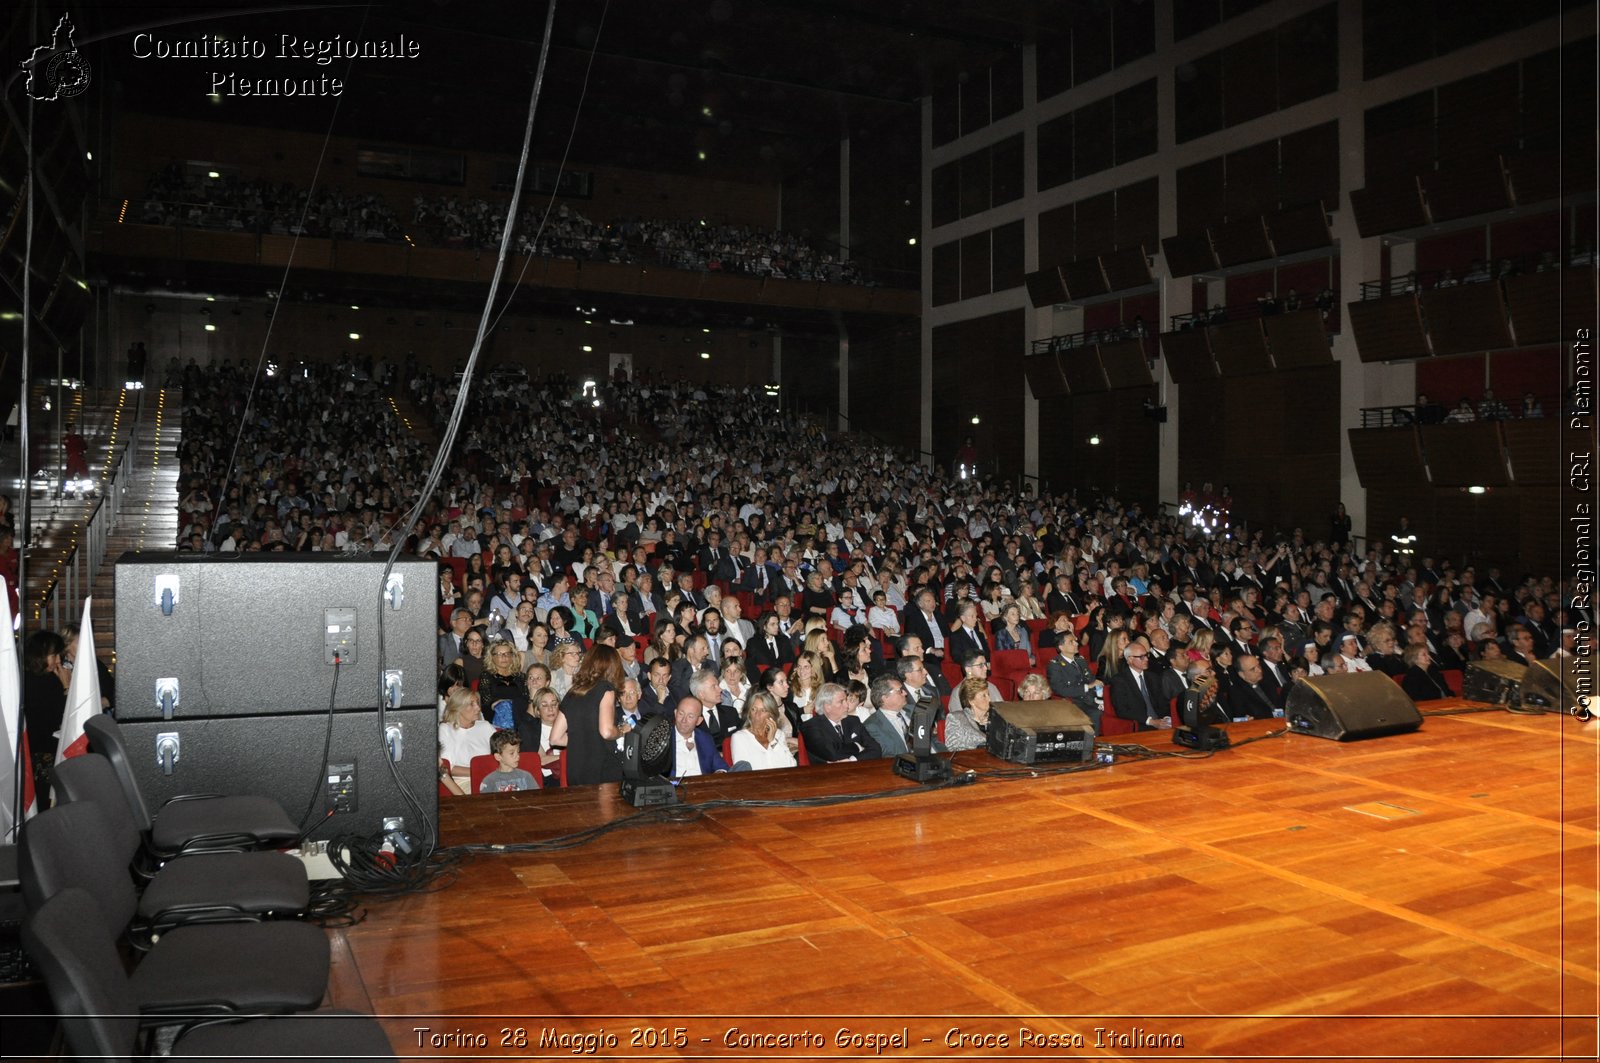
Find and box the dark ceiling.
[80,0,1066,181]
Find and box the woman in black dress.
[1329,502,1351,548]
[1399,644,1452,702]
[22,630,70,804]
[561,644,627,786]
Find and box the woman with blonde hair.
[803,628,840,682]
[549,641,583,698]
[1186,627,1215,665]
[437,688,493,796]
[730,691,798,771]
[1097,627,1131,680]
[791,652,824,715]
[478,640,527,730]
[516,686,569,788]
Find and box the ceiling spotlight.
[350,304,359,310]
[970,416,980,424]
[85,151,93,161]
[702,327,711,333]
[204,323,216,332]
[908,237,918,246]
[701,106,713,117]
[205,296,215,302]
[1467,485,1487,495]
[697,151,707,161]
[348,332,360,340]
[1088,434,1101,446]
[700,352,711,359]
[582,345,593,352]
[207,170,220,179]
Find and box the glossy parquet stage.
[335,703,1598,1060]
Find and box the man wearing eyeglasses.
[1108,641,1172,730]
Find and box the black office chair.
[24,887,395,1060]
[84,715,299,856]
[53,754,310,932]
[19,802,329,1017]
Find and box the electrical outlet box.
[324,607,357,665]
[326,760,356,814]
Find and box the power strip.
[287,841,344,881]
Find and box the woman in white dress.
[437,688,494,795]
[730,691,798,771]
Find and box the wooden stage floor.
[335,702,1598,1060]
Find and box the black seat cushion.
[151,795,299,854]
[173,1009,396,1061]
[129,920,330,1014]
[137,851,309,926]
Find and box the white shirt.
[868,605,901,636]
[673,730,703,778]
[730,728,797,771]
[1341,652,1373,673]
[438,720,494,773]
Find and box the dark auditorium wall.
[931,310,1025,477]
[113,114,781,229]
[112,293,776,386]
[1366,486,1556,575]
[847,323,921,457]
[1178,364,1340,536]
[1036,388,1159,507]
[779,333,841,425]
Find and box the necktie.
[769,638,778,658]
[1136,672,1153,714]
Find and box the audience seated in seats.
[165,361,1583,789]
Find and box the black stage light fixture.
[621,714,680,807]
[892,699,952,784]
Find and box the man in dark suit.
[1256,636,1290,708]
[801,683,882,762]
[739,546,778,603]
[669,697,731,778]
[1045,573,1082,616]
[746,613,794,672]
[698,529,738,583]
[948,600,990,665]
[1108,642,1168,731]
[690,669,740,747]
[639,658,677,717]
[901,588,952,665]
[1230,655,1279,720]
[438,607,474,663]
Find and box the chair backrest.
[991,675,1016,701]
[83,716,155,831]
[20,802,137,933]
[721,736,733,764]
[468,753,545,793]
[1099,684,1135,735]
[992,649,1031,678]
[21,888,141,1062]
[50,754,142,867]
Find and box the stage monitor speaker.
[985,699,1097,764]
[1520,655,1595,714]
[1461,659,1527,705]
[115,553,438,719]
[1284,672,1423,741]
[114,708,437,840]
